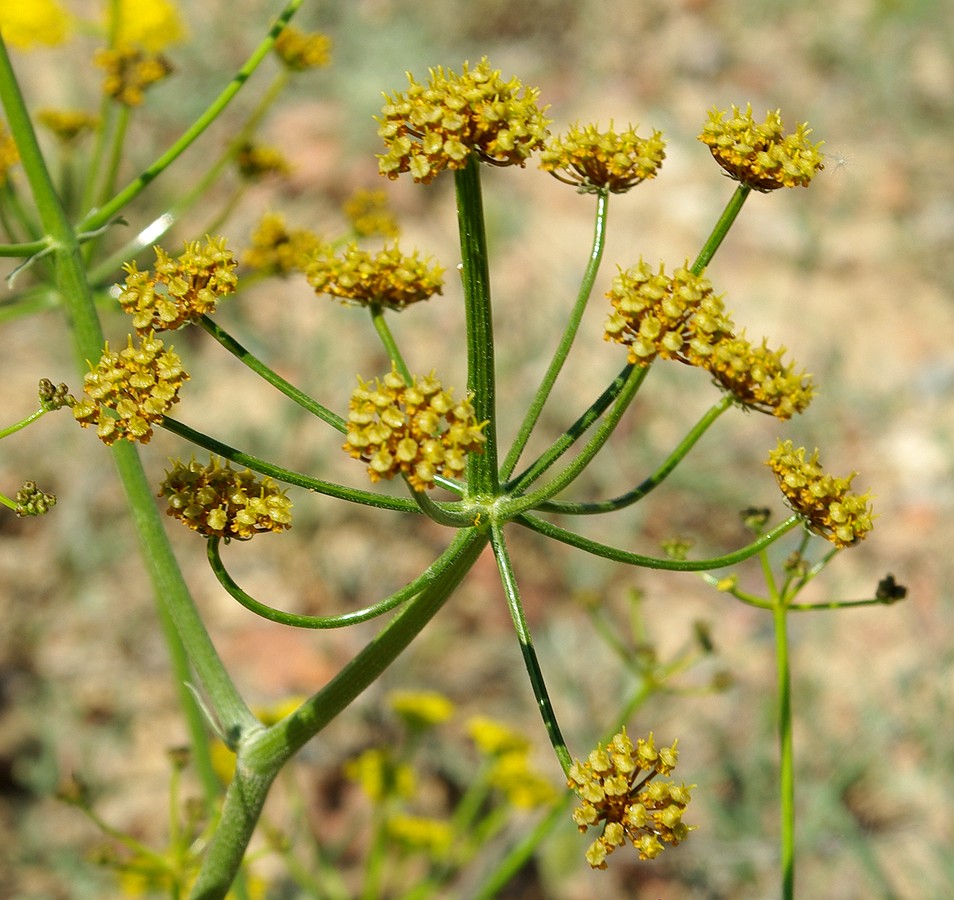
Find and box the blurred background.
[1,0,952,896]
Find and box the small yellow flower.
[73,332,188,445]
[112,0,187,53]
[487,750,559,809]
[604,260,734,367]
[306,242,443,311]
[118,237,237,333]
[540,122,666,194]
[388,690,455,727]
[343,188,400,239]
[0,0,72,49]
[377,57,550,183]
[0,120,20,186]
[466,716,530,756]
[94,46,173,106]
[344,748,416,803]
[766,440,875,547]
[158,456,292,540]
[699,104,824,191]
[273,26,332,70]
[236,142,292,181]
[386,815,454,856]
[568,729,693,869]
[242,212,323,277]
[36,109,100,145]
[343,367,486,492]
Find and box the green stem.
[192,530,487,898]
[490,524,571,773]
[691,184,751,274]
[500,190,610,479]
[538,396,732,514]
[517,512,801,571]
[454,157,497,495]
[0,237,48,257]
[76,0,303,236]
[0,33,248,804]
[197,315,346,432]
[369,302,412,382]
[773,597,795,900]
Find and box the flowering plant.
[0,3,903,898]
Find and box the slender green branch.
[369,303,412,383]
[490,524,571,773]
[454,157,498,494]
[516,512,802,571]
[0,237,49,257]
[160,415,420,513]
[207,531,465,628]
[773,598,795,900]
[691,184,751,274]
[538,396,732,514]
[500,190,610,479]
[197,315,346,432]
[505,361,640,494]
[502,361,650,515]
[76,0,303,236]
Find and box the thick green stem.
[454,157,498,495]
[773,600,795,900]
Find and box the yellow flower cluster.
[73,332,188,445]
[343,188,400,239]
[242,212,323,277]
[343,367,486,492]
[112,0,186,53]
[0,121,20,186]
[766,439,874,547]
[389,690,455,727]
[0,0,72,49]
[345,748,416,803]
[540,122,666,194]
[306,243,443,311]
[273,26,332,70]
[94,46,173,106]
[118,237,237,333]
[604,260,813,418]
[158,456,292,540]
[386,815,453,856]
[467,717,557,809]
[568,730,692,869]
[15,481,56,517]
[377,57,551,183]
[236,142,292,180]
[36,109,99,145]
[699,104,824,191]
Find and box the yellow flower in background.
[0,0,72,49]
[388,690,455,727]
[0,120,20,185]
[113,0,186,52]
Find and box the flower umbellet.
[0,120,20,185]
[236,142,292,181]
[272,25,332,71]
[111,0,187,53]
[343,187,401,239]
[72,331,188,445]
[767,439,875,547]
[305,242,444,311]
[342,366,486,491]
[0,0,72,49]
[118,237,237,333]
[242,212,323,277]
[376,57,551,183]
[36,109,99,145]
[540,122,666,194]
[158,456,292,540]
[94,46,174,107]
[568,730,692,869]
[699,103,824,192]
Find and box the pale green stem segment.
[490,524,571,774]
[0,237,48,257]
[369,302,413,383]
[774,595,795,900]
[198,315,346,432]
[691,183,751,274]
[192,529,488,898]
[0,34,256,801]
[500,189,610,479]
[76,0,304,236]
[454,157,498,495]
[539,395,733,514]
[518,512,802,570]
[207,531,467,628]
